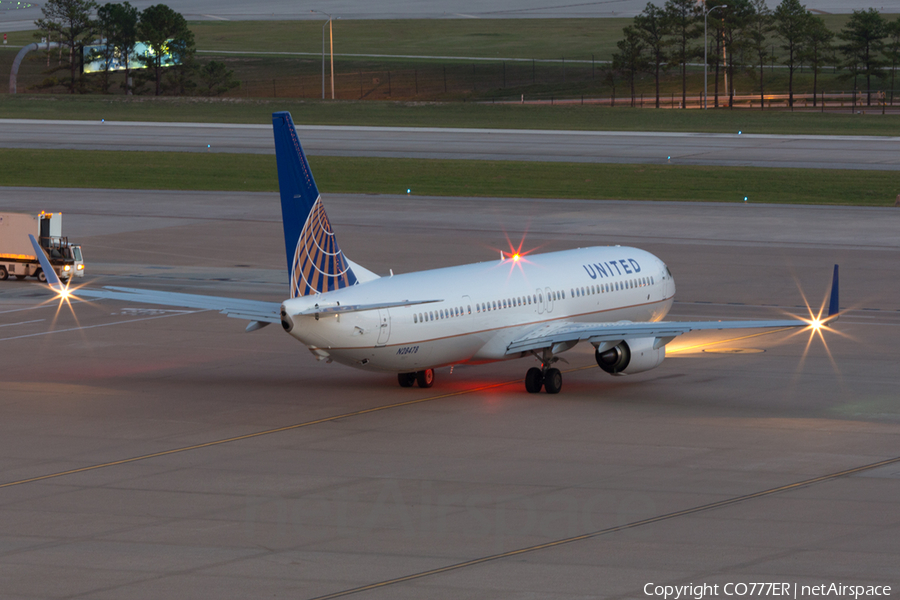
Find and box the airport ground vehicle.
[0,212,84,282]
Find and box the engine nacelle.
[595,338,665,375]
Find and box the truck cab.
[68,244,85,277]
[41,236,76,281]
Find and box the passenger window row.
[411,274,657,324]
[414,304,468,324]
[570,275,654,298]
[474,289,563,314]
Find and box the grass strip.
[2,16,851,61]
[0,96,897,137]
[0,149,895,206]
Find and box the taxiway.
[0,188,898,599]
[2,120,899,170]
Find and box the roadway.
[3,119,899,170]
[1,188,898,599]
[2,0,894,32]
[2,0,889,31]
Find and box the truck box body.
[0,212,42,259]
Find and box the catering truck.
[0,212,84,282]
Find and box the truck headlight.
[64,265,71,271]
[77,264,84,270]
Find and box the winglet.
[28,234,64,293]
[827,264,839,319]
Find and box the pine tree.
[802,15,834,107]
[34,0,97,93]
[137,4,195,96]
[613,26,647,107]
[838,9,888,106]
[746,0,773,109]
[664,0,701,108]
[634,2,670,108]
[773,0,810,108]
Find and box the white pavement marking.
[0,319,45,328]
[0,311,203,342]
[0,298,95,314]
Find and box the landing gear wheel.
[543,368,562,394]
[416,369,434,388]
[36,269,47,283]
[524,367,544,393]
[397,372,416,388]
[0,266,7,281]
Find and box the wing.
[77,286,282,325]
[505,317,809,354]
[508,265,839,355]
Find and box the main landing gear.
[398,369,434,389]
[524,349,564,394]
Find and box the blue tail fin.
[272,111,357,298]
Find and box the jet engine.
[595,338,665,375]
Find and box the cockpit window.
[666,266,673,277]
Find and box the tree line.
[35,0,239,96]
[612,0,900,108]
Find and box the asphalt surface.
[1,0,893,31]
[4,119,900,170]
[1,188,898,599]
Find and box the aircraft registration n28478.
[34,112,839,394]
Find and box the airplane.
[30,111,840,394]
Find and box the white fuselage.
[281,246,675,372]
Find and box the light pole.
[311,10,335,100]
[704,4,727,109]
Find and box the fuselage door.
[665,265,676,299]
[545,286,554,313]
[376,309,391,346]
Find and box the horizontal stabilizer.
[295,298,443,316]
[77,286,281,323]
